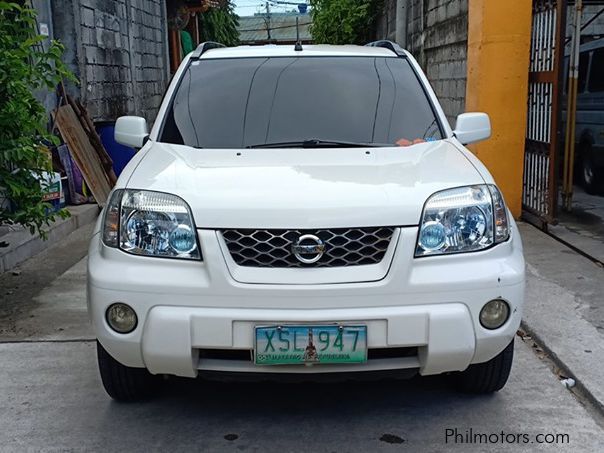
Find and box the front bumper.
[87,224,525,378]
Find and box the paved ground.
[0,204,98,273]
[1,224,604,451]
[1,339,602,452]
[520,222,604,412]
[0,223,94,340]
[551,186,604,263]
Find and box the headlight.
[102,189,201,260]
[415,184,509,257]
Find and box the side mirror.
[115,116,149,148]
[453,113,491,145]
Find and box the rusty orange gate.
[523,0,567,226]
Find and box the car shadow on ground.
[92,372,507,449]
[161,371,499,414]
[164,372,466,411]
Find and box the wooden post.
[169,29,182,73]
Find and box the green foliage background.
[199,1,240,47]
[0,2,74,239]
[310,0,382,45]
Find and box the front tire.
[96,340,160,402]
[454,338,514,394]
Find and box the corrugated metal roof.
[237,15,312,43]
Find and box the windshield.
[159,56,443,148]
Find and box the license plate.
[254,325,367,365]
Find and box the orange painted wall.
[465,0,533,218]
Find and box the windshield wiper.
[246,139,391,149]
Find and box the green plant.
[199,1,240,47]
[310,0,382,45]
[0,2,75,241]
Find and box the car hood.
[124,140,485,228]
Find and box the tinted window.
[578,51,590,93]
[160,57,443,148]
[563,56,568,94]
[589,48,604,92]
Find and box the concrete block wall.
[53,0,168,124]
[32,0,58,115]
[407,0,468,126]
[376,0,468,126]
[375,0,397,42]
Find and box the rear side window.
[160,56,443,148]
[589,48,604,92]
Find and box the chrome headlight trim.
[415,184,510,257]
[102,189,202,261]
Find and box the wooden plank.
[71,98,118,185]
[57,85,117,185]
[54,104,112,205]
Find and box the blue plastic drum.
[96,123,136,177]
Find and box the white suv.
[88,41,525,401]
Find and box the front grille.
[221,227,395,268]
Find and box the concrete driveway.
[2,339,603,452]
[1,225,603,452]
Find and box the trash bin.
[96,122,136,177]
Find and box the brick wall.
[53,0,168,123]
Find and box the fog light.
[479,299,510,329]
[106,303,137,333]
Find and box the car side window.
[588,48,604,92]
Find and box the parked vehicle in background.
[564,37,604,194]
[88,41,525,402]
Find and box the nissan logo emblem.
[291,234,326,264]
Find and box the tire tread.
[455,339,514,394]
[96,340,158,402]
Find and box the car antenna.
[294,16,303,51]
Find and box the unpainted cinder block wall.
[52,0,168,124]
[376,0,468,127]
[374,0,398,42]
[407,0,468,127]
[31,0,58,114]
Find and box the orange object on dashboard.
[396,138,426,147]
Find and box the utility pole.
[395,0,407,48]
[264,1,272,41]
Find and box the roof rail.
[190,41,226,59]
[365,40,406,57]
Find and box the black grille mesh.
[222,227,395,268]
